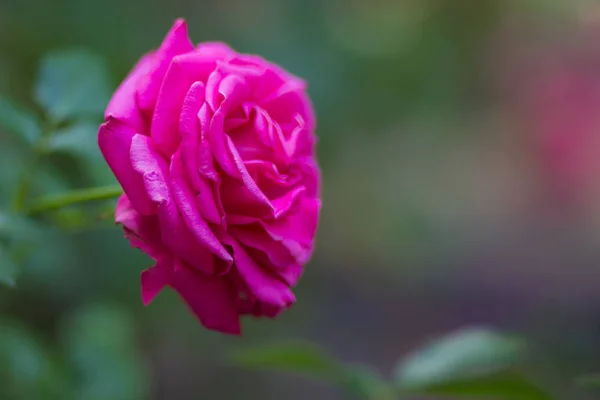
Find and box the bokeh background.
[2,0,600,399]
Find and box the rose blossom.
[98,19,321,334]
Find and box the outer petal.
[263,197,321,265]
[141,257,172,305]
[137,19,194,115]
[115,194,163,257]
[105,52,155,132]
[98,119,156,215]
[170,260,241,335]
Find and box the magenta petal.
[218,135,274,218]
[195,42,234,58]
[170,260,241,335]
[224,235,295,309]
[105,52,155,132]
[271,186,305,219]
[157,198,218,275]
[130,135,220,273]
[170,150,232,262]
[179,84,222,225]
[98,119,155,215]
[141,257,172,305]
[130,134,171,203]
[137,19,194,115]
[152,51,227,155]
[115,194,164,259]
[230,225,295,268]
[263,197,321,264]
[179,81,205,189]
[277,264,303,287]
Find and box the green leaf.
[394,327,552,399]
[233,342,397,399]
[0,96,42,144]
[342,365,394,400]
[35,50,111,123]
[576,373,600,388]
[45,121,102,158]
[230,341,342,381]
[0,245,17,286]
[60,304,149,400]
[0,212,42,241]
[402,372,551,400]
[0,320,70,398]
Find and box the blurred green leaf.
[0,320,70,398]
[394,327,552,399]
[0,245,17,286]
[35,50,111,123]
[0,212,43,241]
[342,365,393,400]
[234,342,397,399]
[60,304,149,400]
[0,96,42,145]
[45,121,102,158]
[401,372,552,400]
[576,373,600,388]
[231,341,342,381]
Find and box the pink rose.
[98,19,321,334]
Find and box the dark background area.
[2,0,600,399]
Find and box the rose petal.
[223,234,295,310]
[152,51,226,155]
[141,257,172,305]
[131,134,220,273]
[115,194,163,258]
[170,259,241,335]
[137,18,194,115]
[105,52,155,132]
[130,134,170,203]
[98,119,156,215]
[230,224,295,268]
[179,83,222,225]
[262,197,321,264]
[170,150,233,262]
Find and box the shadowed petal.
[170,260,241,335]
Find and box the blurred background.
[2,0,600,399]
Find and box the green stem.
[27,185,123,216]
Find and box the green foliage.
[0,320,69,399]
[394,327,522,385]
[394,327,552,399]
[233,328,555,399]
[0,97,42,145]
[232,341,341,379]
[59,304,149,400]
[231,341,393,399]
[34,50,111,123]
[45,121,103,159]
[0,245,18,286]
[0,49,117,288]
